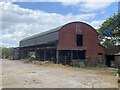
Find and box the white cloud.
[2,0,119,2]
[1,2,96,47]
[60,0,117,12]
[79,2,114,12]
[90,20,105,29]
[1,0,117,13]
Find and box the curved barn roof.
[20,21,98,47]
[20,21,96,42]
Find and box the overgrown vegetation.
[0,47,13,59]
[117,69,120,75]
[117,69,120,83]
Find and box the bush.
[71,59,87,67]
[117,69,120,75]
[1,47,13,59]
[118,79,120,83]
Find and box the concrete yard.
[2,59,118,88]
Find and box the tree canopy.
[0,47,13,59]
[97,13,120,48]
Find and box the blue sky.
[13,2,118,22]
[1,1,119,47]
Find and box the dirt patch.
[2,59,118,88]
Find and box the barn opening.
[58,50,86,65]
[105,55,115,67]
[46,49,56,61]
[36,49,44,60]
[77,34,83,46]
[73,50,86,60]
[59,50,71,65]
[29,51,36,59]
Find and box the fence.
[58,56,86,67]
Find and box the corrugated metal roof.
[20,21,97,41]
[21,26,63,41]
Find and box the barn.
[17,21,105,65]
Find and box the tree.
[97,13,120,48]
[0,47,13,59]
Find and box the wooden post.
[71,50,73,65]
[35,50,37,60]
[44,47,46,61]
[71,50,73,60]
[65,56,66,65]
[56,50,59,64]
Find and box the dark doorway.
[73,50,86,60]
[105,55,115,67]
[46,49,56,61]
[59,50,71,65]
[36,50,44,60]
[77,34,83,46]
[58,50,86,65]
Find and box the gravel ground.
[2,59,118,88]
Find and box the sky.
[0,0,119,47]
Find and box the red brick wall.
[58,23,76,48]
[58,22,104,64]
[82,24,104,63]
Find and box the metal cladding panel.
[36,31,59,45]
[20,31,59,47]
[20,26,62,47]
[13,47,19,60]
[20,38,36,47]
[21,26,62,41]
